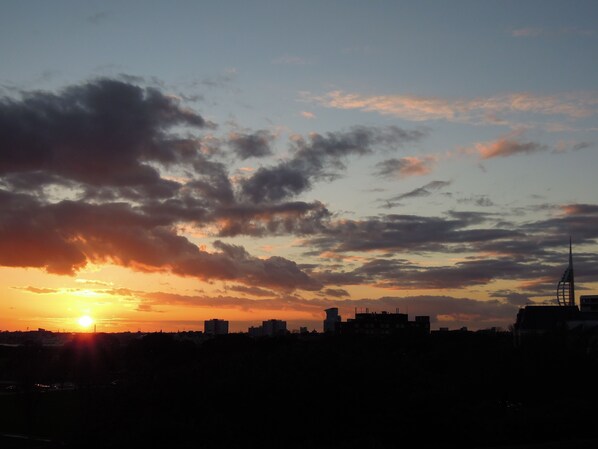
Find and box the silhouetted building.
[247,326,264,337]
[323,307,341,333]
[262,319,287,336]
[514,240,598,338]
[248,320,288,337]
[204,319,229,336]
[248,325,263,337]
[580,295,598,313]
[339,310,430,336]
[515,305,579,334]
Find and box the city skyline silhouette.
[1,1,598,335]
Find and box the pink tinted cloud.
[376,156,437,179]
[399,156,436,176]
[304,90,597,124]
[474,137,547,159]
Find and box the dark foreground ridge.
[1,330,598,449]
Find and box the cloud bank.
[2,78,598,321]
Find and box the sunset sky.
[1,0,598,332]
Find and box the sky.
[1,0,598,333]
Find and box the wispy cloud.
[14,286,59,294]
[300,111,316,119]
[457,130,549,160]
[457,195,495,207]
[374,156,437,179]
[240,126,426,203]
[390,180,452,201]
[303,90,598,125]
[380,180,451,208]
[553,140,594,153]
[473,137,547,159]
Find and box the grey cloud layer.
[307,206,598,295]
[0,190,321,290]
[228,130,275,159]
[0,79,424,291]
[2,78,598,301]
[240,126,426,203]
[0,79,209,193]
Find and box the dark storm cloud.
[136,198,330,238]
[307,213,519,254]
[310,270,366,286]
[214,201,331,237]
[240,163,310,203]
[308,202,598,292]
[0,77,339,244]
[207,241,322,291]
[313,255,556,291]
[381,258,545,290]
[240,125,426,203]
[0,78,211,190]
[228,130,275,159]
[187,156,236,205]
[4,77,598,302]
[0,190,320,291]
[518,204,598,246]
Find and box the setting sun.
[78,315,94,329]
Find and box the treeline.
[1,331,598,448]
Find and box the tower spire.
[557,237,575,306]
[568,236,575,306]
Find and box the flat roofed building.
[323,307,341,333]
[261,319,287,336]
[514,305,579,333]
[580,295,598,313]
[339,310,430,336]
[204,319,229,336]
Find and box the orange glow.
[78,315,94,328]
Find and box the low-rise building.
[262,319,287,336]
[339,310,430,336]
[248,320,288,337]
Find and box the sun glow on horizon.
[78,315,94,329]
